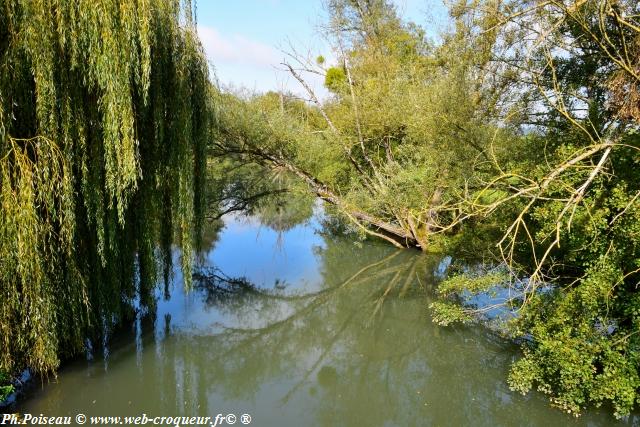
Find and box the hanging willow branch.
[0,0,212,375]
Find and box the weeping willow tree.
[0,0,212,375]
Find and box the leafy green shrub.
[0,370,14,402]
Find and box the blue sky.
[195,0,448,96]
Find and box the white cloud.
[197,24,330,99]
[197,24,281,67]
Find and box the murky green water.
[18,207,636,426]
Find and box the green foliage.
[437,272,510,297]
[0,0,211,375]
[0,384,13,402]
[505,256,640,418]
[324,67,347,93]
[0,369,13,402]
[429,301,472,326]
[430,271,511,326]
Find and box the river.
[17,204,635,426]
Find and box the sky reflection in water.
[19,207,636,427]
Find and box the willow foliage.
[0,0,211,374]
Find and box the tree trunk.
[230,146,419,248]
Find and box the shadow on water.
[17,201,639,426]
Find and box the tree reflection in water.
[173,237,623,426]
[18,201,633,426]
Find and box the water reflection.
[19,206,635,426]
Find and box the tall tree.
[215,0,509,250]
[0,0,212,374]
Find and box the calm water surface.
[19,208,637,426]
